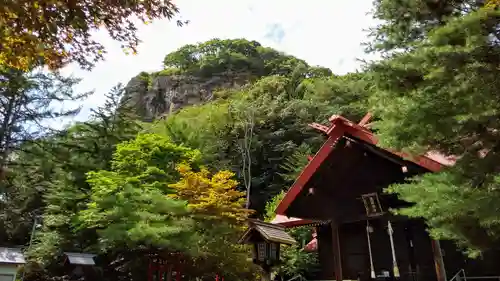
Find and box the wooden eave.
[239,219,296,245]
[271,214,329,228]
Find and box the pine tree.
[368,0,500,255]
[23,85,141,276]
[0,66,88,247]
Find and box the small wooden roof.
[64,252,96,266]
[239,219,296,245]
[275,114,456,216]
[0,247,25,264]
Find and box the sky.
[60,0,379,123]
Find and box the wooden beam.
[331,222,343,281]
[359,112,373,127]
[309,122,330,134]
[432,240,447,281]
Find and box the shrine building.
[271,114,500,281]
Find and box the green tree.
[78,134,200,251]
[0,67,88,172]
[153,71,370,212]
[22,85,141,276]
[367,0,482,53]
[0,67,88,246]
[169,164,257,279]
[368,2,500,255]
[162,38,310,78]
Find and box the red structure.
[276,114,453,217]
[270,113,500,281]
[147,257,182,281]
[147,256,225,281]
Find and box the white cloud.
[60,0,378,123]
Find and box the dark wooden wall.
[286,137,426,223]
[331,219,437,281]
[317,224,336,280]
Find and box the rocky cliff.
[122,38,330,120]
[124,71,251,121]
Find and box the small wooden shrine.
[239,219,296,261]
[62,252,99,280]
[239,219,296,281]
[271,114,500,281]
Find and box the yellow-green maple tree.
[169,164,257,279]
[169,164,253,224]
[0,0,185,70]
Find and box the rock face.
[124,72,250,121]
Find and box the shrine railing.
[449,269,466,281]
[466,276,500,281]
[449,269,500,281]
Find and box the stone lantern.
[239,219,296,281]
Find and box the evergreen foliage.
[368,0,500,255]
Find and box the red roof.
[275,114,456,216]
[303,238,318,252]
[303,228,318,252]
[270,215,317,227]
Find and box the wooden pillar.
[432,240,447,281]
[148,261,154,281]
[261,264,272,281]
[159,264,165,281]
[166,264,173,281]
[175,266,181,281]
[331,222,343,281]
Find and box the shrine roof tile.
[239,219,296,245]
[64,252,96,265]
[0,247,25,264]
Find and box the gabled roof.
[239,219,296,245]
[275,114,456,216]
[0,247,25,264]
[64,252,96,266]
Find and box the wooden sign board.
[361,192,384,217]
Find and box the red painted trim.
[303,237,318,252]
[389,150,443,172]
[309,122,330,134]
[159,265,165,281]
[275,124,346,215]
[343,125,378,145]
[277,218,317,227]
[176,266,181,281]
[358,112,373,127]
[148,261,153,281]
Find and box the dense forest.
[2,0,500,280]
